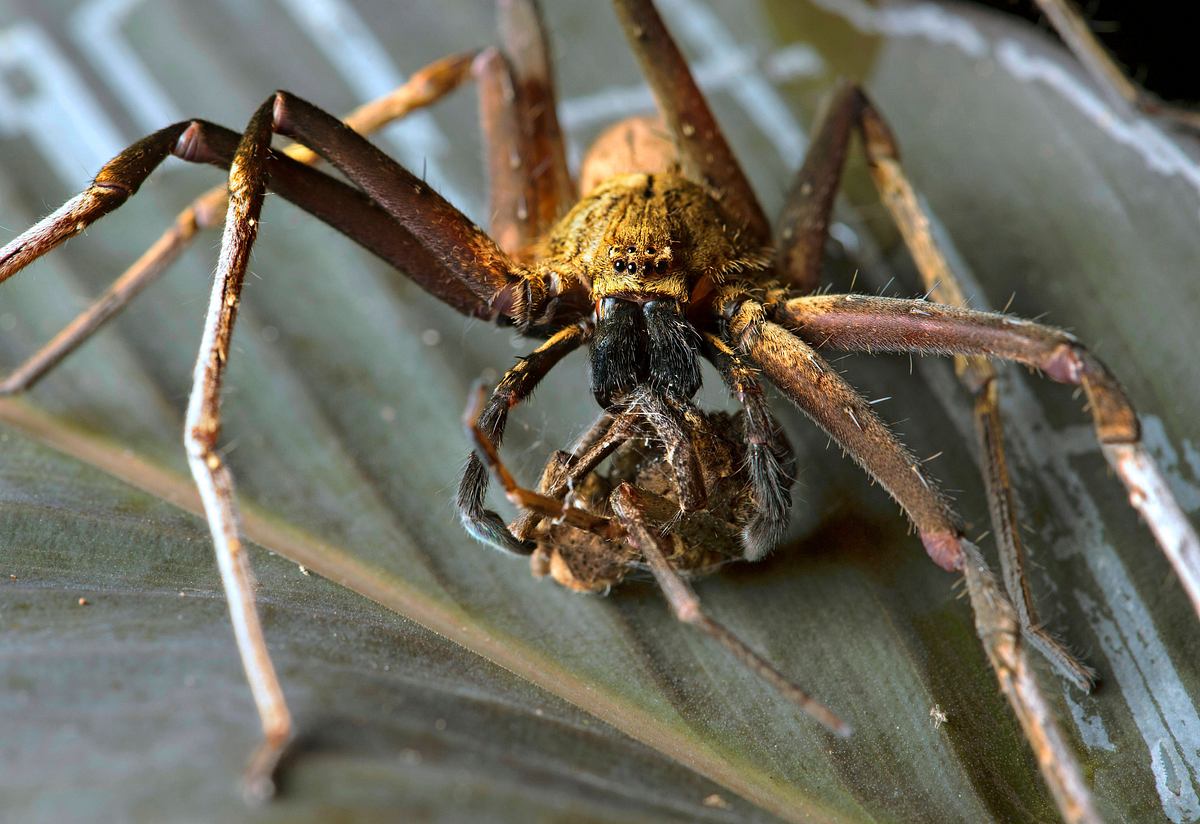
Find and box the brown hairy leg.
[958,540,1101,824]
[477,0,575,256]
[726,301,963,568]
[0,53,476,396]
[726,298,1100,824]
[701,334,794,558]
[773,81,862,295]
[874,142,1200,628]
[457,322,593,553]
[854,87,1200,627]
[779,292,1200,624]
[774,82,1200,628]
[269,93,518,315]
[1,69,563,795]
[184,100,285,803]
[610,0,770,245]
[177,79,560,795]
[771,80,1181,692]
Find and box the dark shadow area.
[974,0,1197,105]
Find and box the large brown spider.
[0,1,1196,820]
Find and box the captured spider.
[465,383,855,734]
[1,0,1197,820]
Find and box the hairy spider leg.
[181,101,286,803]
[478,0,575,256]
[726,302,963,562]
[858,105,1200,625]
[701,334,795,559]
[611,0,770,246]
[0,62,566,796]
[0,88,540,334]
[176,75,569,796]
[0,51,500,802]
[772,82,861,296]
[269,93,519,316]
[767,82,1098,691]
[775,79,1200,639]
[0,53,476,396]
[724,299,1099,824]
[778,294,1189,662]
[458,321,592,554]
[958,539,1102,824]
[762,82,1142,823]
[464,391,850,735]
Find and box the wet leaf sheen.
[2,1,1198,821]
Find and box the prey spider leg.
[465,387,850,736]
[609,483,851,738]
[509,408,645,544]
[464,383,621,541]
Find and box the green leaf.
[1,1,1197,821]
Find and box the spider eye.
[613,260,626,272]
[627,246,636,254]
[645,247,655,255]
[627,262,637,273]
[655,259,668,273]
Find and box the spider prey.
[0,0,1196,820]
[466,380,856,734]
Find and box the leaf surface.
[1,1,1198,821]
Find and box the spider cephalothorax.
[520,168,773,407]
[2,0,1195,815]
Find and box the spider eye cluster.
[610,246,671,275]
